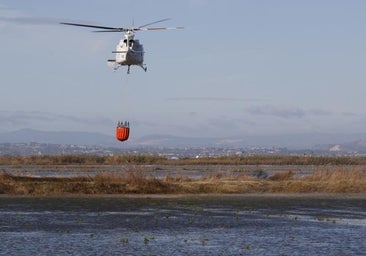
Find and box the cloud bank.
[0,111,112,129]
[247,105,333,119]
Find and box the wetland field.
[1,154,366,195]
[1,155,365,255]
[0,195,365,255]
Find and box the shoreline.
[1,193,366,199]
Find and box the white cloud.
[247,105,306,119]
[167,97,264,102]
[246,105,335,119]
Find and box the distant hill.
[133,133,366,150]
[0,129,117,147]
[312,139,366,154]
[2,129,366,151]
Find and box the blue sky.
[1,0,366,140]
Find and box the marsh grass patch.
[1,165,365,195]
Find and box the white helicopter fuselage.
[108,31,146,73]
[116,34,144,65]
[60,18,182,74]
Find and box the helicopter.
[60,18,183,74]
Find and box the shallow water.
[0,195,365,255]
[0,164,324,178]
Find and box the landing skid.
[139,64,147,72]
[126,64,147,74]
[108,60,147,74]
[108,59,120,72]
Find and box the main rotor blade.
[137,18,171,29]
[139,26,184,31]
[93,29,126,32]
[60,22,123,30]
[60,19,182,32]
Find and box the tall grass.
[1,167,365,195]
[0,154,166,166]
[2,154,366,166]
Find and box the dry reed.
[1,167,365,195]
[2,154,366,166]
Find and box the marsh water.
[0,164,328,178]
[0,195,365,255]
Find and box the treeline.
[1,154,366,165]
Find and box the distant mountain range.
[2,129,366,153]
[0,128,117,147]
